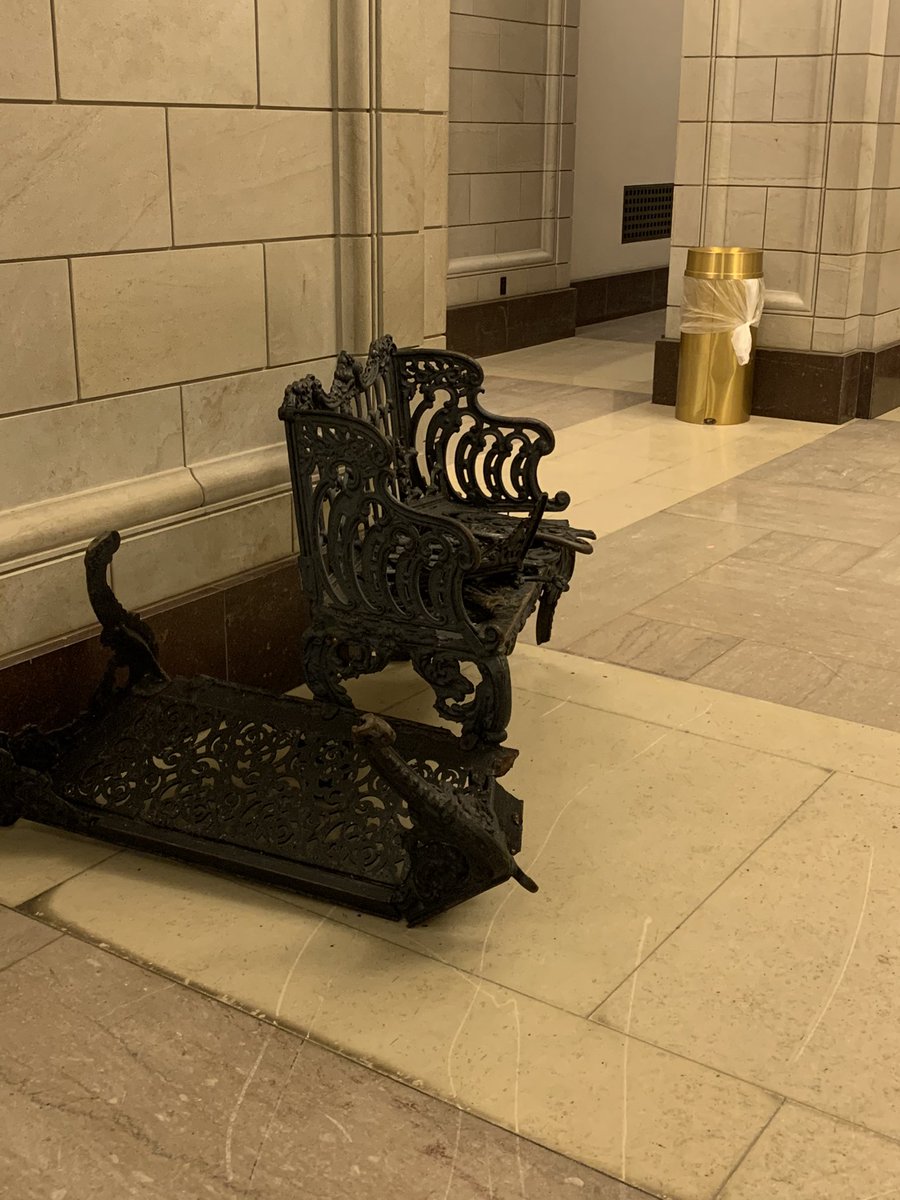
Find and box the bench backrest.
[278,335,485,616]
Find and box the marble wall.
[668,0,900,355]
[447,0,578,305]
[0,0,449,663]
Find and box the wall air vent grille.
[622,183,674,243]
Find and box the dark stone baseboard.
[446,287,576,358]
[652,337,900,424]
[0,560,310,737]
[573,267,669,327]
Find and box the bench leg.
[535,548,576,645]
[302,629,353,707]
[410,649,511,747]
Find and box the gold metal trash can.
[675,247,764,426]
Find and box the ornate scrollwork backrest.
[281,404,479,637]
[280,335,418,498]
[391,350,488,495]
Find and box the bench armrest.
[395,348,569,512]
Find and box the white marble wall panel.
[71,245,267,397]
[0,0,55,99]
[0,105,170,260]
[54,0,257,104]
[169,110,335,245]
[0,554,99,660]
[256,0,333,108]
[113,496,294,612]
[181,360,336,465]
[264,240,339,367]
[1,389,183,512]
[448,3,573,303]
[0,2,449,658]
[0,260,77,416]
[669,0,900,352]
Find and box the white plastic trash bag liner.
[680,277,765,367]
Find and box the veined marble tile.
[827,122,879,190]
[833,52,885,123]
[681,0,714,55]
[512,646,900,791]
[564,482,696,540]
[0,259,77,416]
[169,109,334,245]
[773,56,832,122]
[1,388,183,511]
[708,122,826,189]
[703,185,766,248]
[530,512,763,648]
[568,614,738,680]
[0,553,99,659]
[690,640,845,708]
[381,232,426,347]
[721,1104,900,1200]
[732,531,873,575]
[54,0,256,103]
[33,853,778,1199]
[0,0,55,99]
[264,239,338,367]
[112,495,293,611]
[593,771,900,1142]
[424,227,448,337]
[636,557,900,675]
[0,105,170,260]
[765,188,822,254]
[679,58,711,122]
[670,477,900,547]
[181,359,335,463]
[844,530,900,586]
[0,822,118,907]
[423,114,449,229]
[481,337,656,393]
[0,907,60,969]
[716,0,838,55]
[712,57,776,122]
[380,113,425,234]
[1,933,641,1200]
[71,245,267,397]
[256,0,332,108]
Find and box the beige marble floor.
[5,313,900,1200]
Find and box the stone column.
[656,0,900,421]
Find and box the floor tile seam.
[19,855,605,1034]
[518,646,900,772]
[626,599,900,684]
[556,527,773,650]
[584,770,837,1020]
[635,436,829,488]
[0,911,667,1191]
[710,1099,786,1200]
[585,1011,900,1161]
[512,675,835,771]
[0,929,67,977]
[9,845,124,915]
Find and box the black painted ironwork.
[0,533,537,925]
[280,335,595,745]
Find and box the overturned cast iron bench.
[0,533,536,926]
[280,335,594,746]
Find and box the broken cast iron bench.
[0,533,536,926]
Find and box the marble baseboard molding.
[0,444,291,570]
[446,287,577,358]
[652,338,900,424]
[0,560,309,738]
[573,266,669,327]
